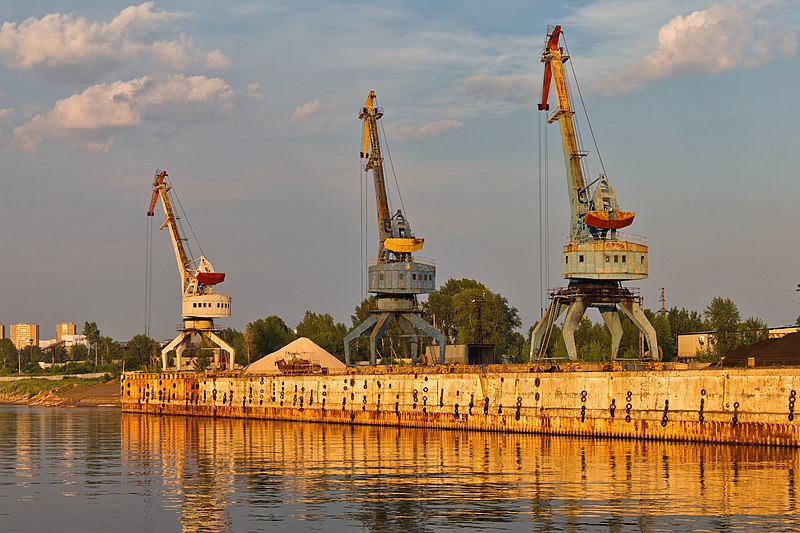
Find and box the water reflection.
[1,406,799,532]
[121,413,800,532]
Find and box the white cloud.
[246,83,262,99]
[13,74,237,151]
[386,119,463,140]
[595,1,797,93]
[0,3,227,78]
[87,137,114,153]
[205,50,232,70]
[463,74,534,104]
[291,99,321,122]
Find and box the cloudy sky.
[1,0,798,342]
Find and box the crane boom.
[538,26,589,241]
[360,91,392,255]
[359,90,424,262]
[539,25,635,242]
[148,170,191,288]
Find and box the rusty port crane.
[344,91,446,366]
[530,26,659,361]
[147,169,235,370]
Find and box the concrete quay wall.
[120,366,800,446]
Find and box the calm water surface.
[0,405,798,532]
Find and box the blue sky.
[1,1,798,342]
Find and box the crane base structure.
[344,297,446,366]
[161,319,235,371]
[530,283,659,362]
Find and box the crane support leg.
[599,306,623,360]
[402,312,447,365]
[344,314,378,366]
[618,300,660,361]
[398,317,419,364]
[562,298,589,361]
[530,299,568,360]
[202,330,236,371]
[369,313,394,365]
[161,330,193,371]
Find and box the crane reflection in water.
[120,413,800,531]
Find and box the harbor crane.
[344,91,446,366]
[147,169,235,370]
[530,26,659,361]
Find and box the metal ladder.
[535,295,563,359]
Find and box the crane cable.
[377,114,407,217]
[359,152,365,302]
[166,175,205,262]
[144,216,153,337]
[562,34,608,181]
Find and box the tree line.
[0,289,777,375]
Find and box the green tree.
[0,339,17,371]
[424,279,521,354]
[649,312,675,361]
[98,336,122,365]
[126,334,158,370]
[19,344,43,372]
[296,311,348,360]
[739,316,769,346]
[667,307,708,335]
[69,343,89,362]
[351,296,377,328]
[193,348,211,371]
[245,316,296,359]
[82,321,101,365]
[574,318,611,361]
[704,297,741,361]
[219,327,247,366]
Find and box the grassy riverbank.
[0,376,119,406]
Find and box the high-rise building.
[0,323,5,339]
[56,322,76,342]
[10,323,39,351]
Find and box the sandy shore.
[0,379,120,407]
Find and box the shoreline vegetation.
[0,376,120,407]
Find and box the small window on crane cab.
[622,256,626,263]
[605,256,610,263]
[614,255,619,263]
[579,255,584,263]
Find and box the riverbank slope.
[0,378,120,407]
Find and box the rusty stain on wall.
[120,366,800,447]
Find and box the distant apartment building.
[39,338,59,350]
[56,322,77,342]
[61,334,89,349]
[0,323,5,339]
[10,323,39,350]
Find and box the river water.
[1,406,798,532]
